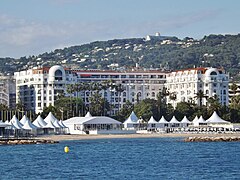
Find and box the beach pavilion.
[63,115,123,134]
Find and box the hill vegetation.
[1,34,240,80]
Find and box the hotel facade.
[0,75,16,109]
[165,67,229,107]
[14,65,167,114]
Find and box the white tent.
[169,116,180,127]
[192,116,199,123]
[59,120,67,128]
[22,119,37,130]
[181,116,191,123]
[159,116,169,124]
[147,116,158,129]
[10,115,23,129]
[85,112,92,117]
[206,111,230,124]
[53,119,63,128]
[181,116,191,127]
[64,116,122,134]
[123,111,139,129]
[33,115,47,128]
[42,120,56,135]
[193,116,207,126]
[43,120,56,129]
[44,112,58,124]
[0,121,10,128]
[158,116,169,128]
[20,115,30,125]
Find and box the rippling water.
[0,137,240,179]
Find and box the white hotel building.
[165,67,229,107]
[14,65,167,114]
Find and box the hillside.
[1,34,240,80]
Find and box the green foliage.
[89,92,110,116]
[2,34,240,80]
[116,100,133,122]
[134,99,159,121]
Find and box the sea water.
[0,137,240,180]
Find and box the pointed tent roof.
[148,116,158,124]
[44,112,58,124]
[181,116,191,123]
[192,116,199,123]
[4,120,10,125]
[53,119,63,128]
[59,120,67,128]
[43,120,56,129]
[22,119,37,130]
[206,111,230,124]
[197,116,206,123]
[170,116,180,123]
[159,116,169,124]
[124,111,139,124]
[20,115,30,125]
[10,115,23,129]
[33,115,47,128]
[0,121,10,128]
[85,112,92,117]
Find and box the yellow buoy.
[64,146,69,153]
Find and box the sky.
[0,0,240,58]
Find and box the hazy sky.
[0,0,240,58]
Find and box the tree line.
[1,81,240,123]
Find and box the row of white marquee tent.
[0,112,67,131]
[123,111,230,129]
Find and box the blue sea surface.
[0,137,240,180]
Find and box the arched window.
[206,90,209,94]
[210,71,217,75]
[152,92,155,97]
[55,70,63,80]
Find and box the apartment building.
[15,65,167,114]
[0,75,16,109]
[165,67,229,107]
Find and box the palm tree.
[207,94,221,115]
[115,83,124,114]
[230,82,238,109]
[195,90,208,108]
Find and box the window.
[152,92,155,97]
[210,71,217,75]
